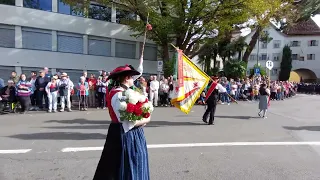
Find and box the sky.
[240,14,320,37]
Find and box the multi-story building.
[244,18,320,82]
[0,0,158,83]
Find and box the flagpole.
[170,43,238,104]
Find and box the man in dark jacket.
[35,70,50,110]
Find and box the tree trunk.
[162,43,170,61]
[238,50,242,61]
[242,27,261,62]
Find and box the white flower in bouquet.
[138,95,147,103]
[119,101,127,111]
[125,89,134,98]
[143,101,154,113]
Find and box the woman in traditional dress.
[258,83,270,119]
[93,64,151,180]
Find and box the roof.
[285,18,320,36]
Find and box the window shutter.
[0,26,15,48]
[88,37,111,56]
[57,32,83,54]
[22,28,52,51]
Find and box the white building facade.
[245,20,320,82]
[0,0,158,83]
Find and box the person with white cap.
[45,76,59,113]
[57,72,74,112]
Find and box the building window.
[88,36,111,56]
[273,40,281,48]
[115,40,136,59]
[88,2,111,22]
[0,0,15,5]
[272,69,278,75]
[299,56,304,61]
[116,9,136,24]
[141,43,157,61]
[272,53,280,61]
[57,32,83,54]
[290,41,300,47]
[22,27,52,51]
[307,54,315,60]
[23,0,52,11]
[261,42,267,49]
[58,0,83,16]
[260,54,267,60]
[249,54,256,61]
[308,40,319,46]
[0,25,15,48]
[291,54,298,60]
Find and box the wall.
[245,25,320,80]
[0,3,158,75]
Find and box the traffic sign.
[157,61,163,72]
[266,60,274,70]
[254,68,260,75]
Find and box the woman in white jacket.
[45,76,59,113]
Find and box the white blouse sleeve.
[111,91,135,133]
[266,88,271,95]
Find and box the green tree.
[63,0,271,62]
[279,45,292,81]
[249,64,267,77]
[242,0,295,62]
[295,0,320,21]
[223,60,247,79]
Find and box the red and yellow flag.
[171,49,210,114]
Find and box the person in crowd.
[149,76,159,107]
[139,77,148,97]
[0,77,4,89]
[96,76,108,109]
[0,80,17,112]
[77,76,89,111]
[10,71,19,84]
[16,74,32,114]
[35,70,50,110]
[43,67,51,79]
[57,72,74,112]
[29,71,38,111]
[88,74,97,108]
[45,76,59,113]
[159,79,169,106]
[258,83,270,118]
[93,64,150,180]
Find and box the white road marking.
[61,141,320,152]
[0,149,32,154]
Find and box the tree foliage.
[241,0,295,62]
[223,60,247,79]
[295,0,320,21]
[279,45,293,81]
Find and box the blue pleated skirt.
[93,123,150,180]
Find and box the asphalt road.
[1,94,320,180]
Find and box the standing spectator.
[29,71,38,111]
[16,74,32,114]
[77,76,89,111]
[96,76,107,109]
[0,77,4,89]
[43,67,51,79]
[35,70,50,110]
[159,79,169,106]
[57,72,74,112]
[149,76,159,107]
[10,71,19,84]
[45,76,59,113]
[88,74,97,108]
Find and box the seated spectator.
[0,80,17,112]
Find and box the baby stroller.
[78,89,88,111]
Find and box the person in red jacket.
[88,74,97,108]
